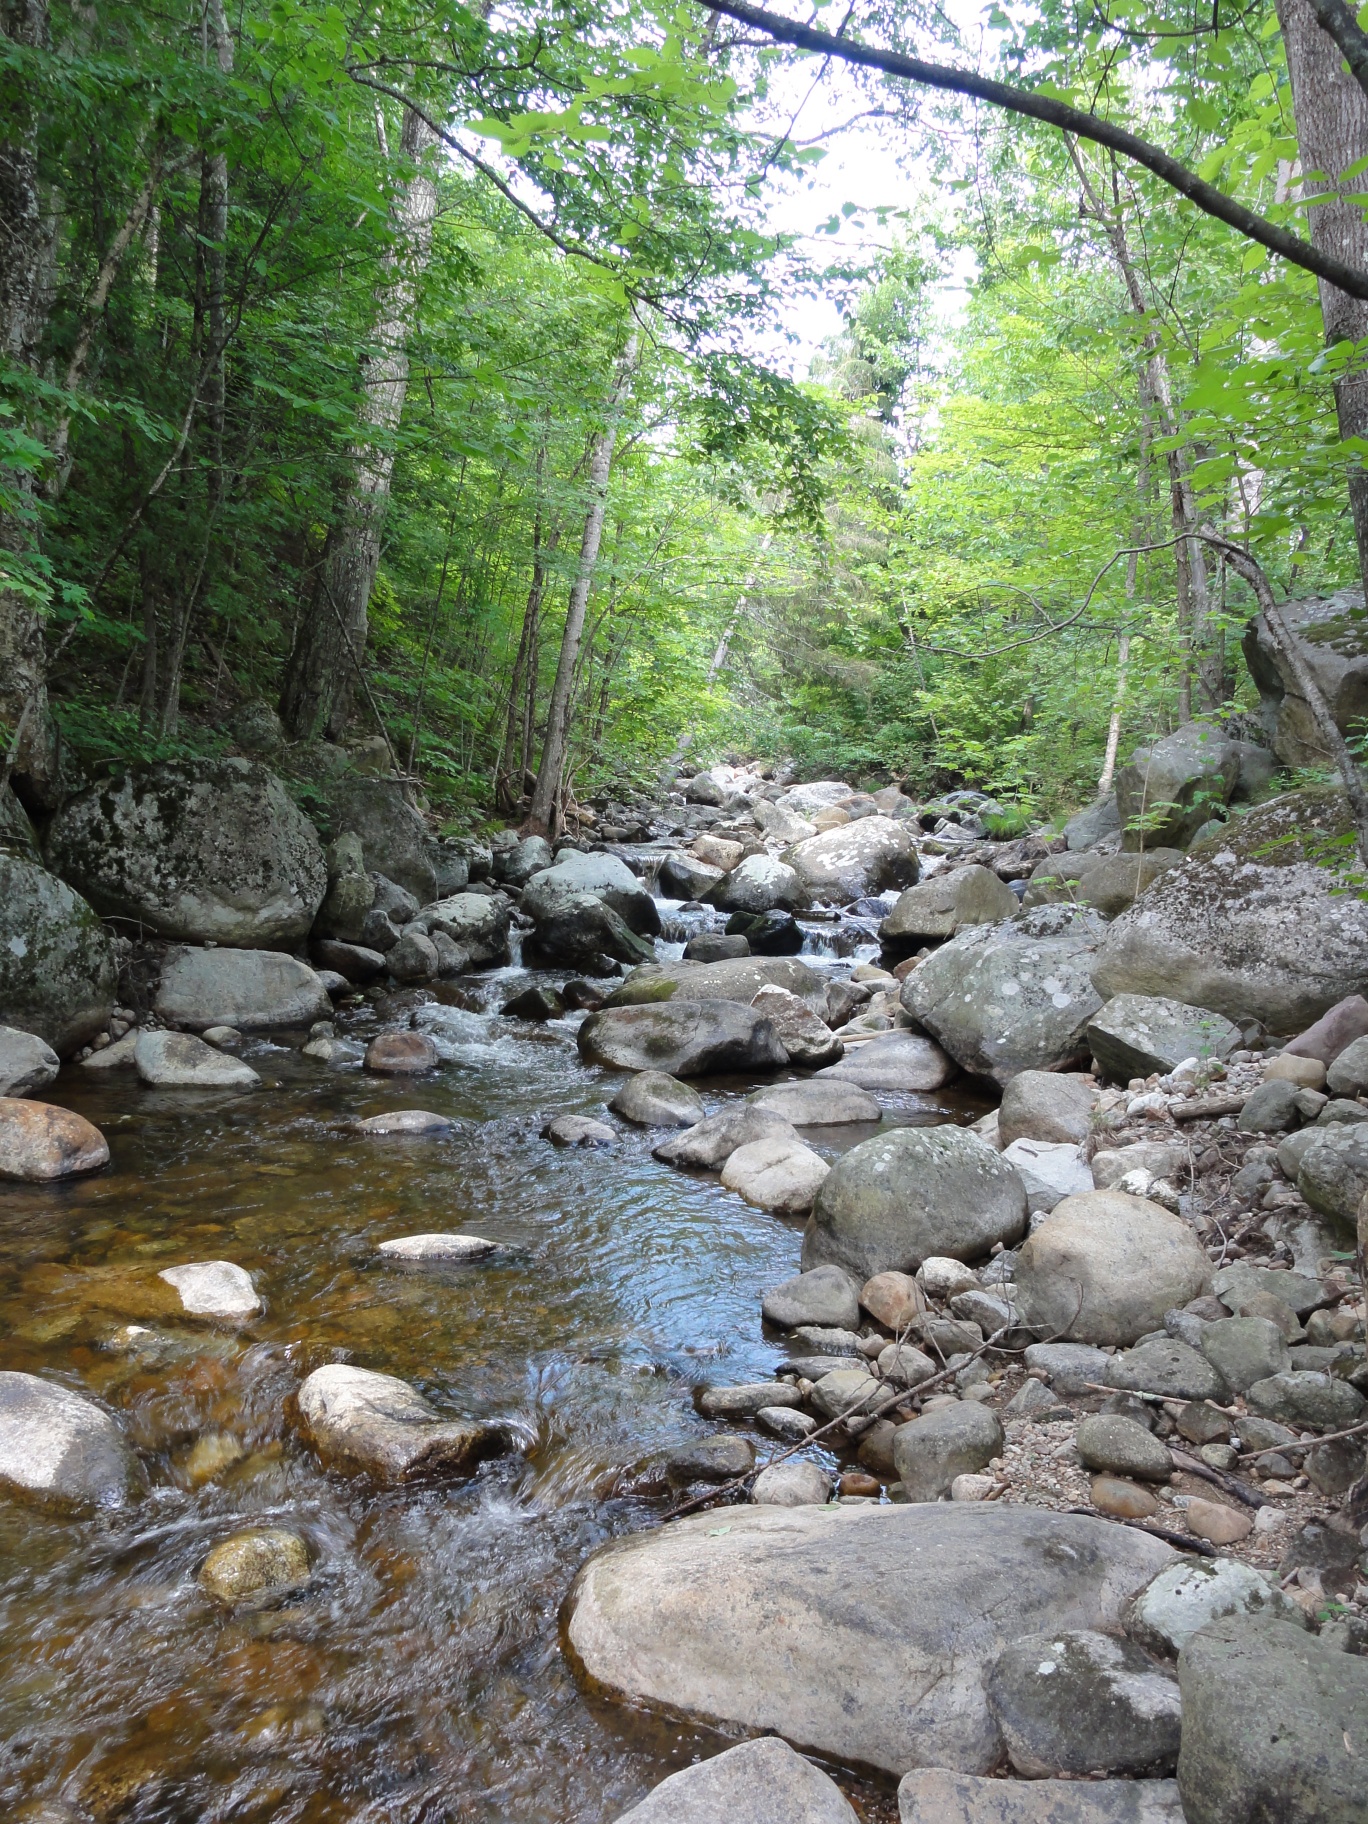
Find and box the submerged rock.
[296,1363,522,1484]
[199,1528,311,1608]
[0,1372,143,1510]
[609,1071,707,1127]
[158,1260,261,1322]
[134,1030,261,1090]
[352,1109,453,1136]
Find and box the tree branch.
[702,0,1368,300]
[1308,0,1368,104]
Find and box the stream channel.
[0,891,987,1824]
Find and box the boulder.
[658,852,726,900]
[655,1104,797,1169]
[897,1771,1184,1824]
[154,947,331,1030]
[750,1080,879,1126]
[0,1371,142,1509]
[1103,1339,1226,1402]
[1177,1612,1368,1824]
[749,985,842,1067]
[1199,1315,1289,1392]
[1296,1125,1368,1229]
[1023,1342,1111,1395]
[1115,723,1241,851]
[762,1265,861,1331]
[199,1528,310,1608]
[779,780,856,816]
[1236,1078,1300,1134]
[683,932,750,962]
[134,1030,261,1090]
[385,929,439,982]
[1327,1033,1368,1096]
[545,1114,616,1148]
[785,816,918,906]
[613,1737,857,1824]
[563,1503,1172,1777]
[1001,1138,1094,1214]
[984,1628,1181,1777]
[1014,1193,1212,1346]
[375,1230,493,1257]
[502,834,553,888]
[0,1098,109,1181]
[578,1001,787,1078]
[523,890,655,971]
[0,1025,59,1098]
[296,1364,522,1483]
[1077,851,1185,918]
[722,1135,829,1213]
[365,1032,438,1075]
[412,892,511,967]
[609,1071,706,1127]
[46,759,329,947]
[728,909,805,955]
[710,855,804,914]
[1129,1557,1306,1657]
[1086,995,1241,1081]
[1075,1414,1172,1481]
[1245,1370,1365,1431]
[522,850,660,937]
[1090,1142,1185,1191]
[1242,584,1368,767]
[1283,994,1368,1065]
[879,867,1018,954]
[1092,788,1368,1030]
[998,1071,1098,1147]
[802,1126,1027,1282]
[892,1403,1004,1502]
[753,798,819,844]
[903,907,1107,1086]
[314,831,374,942]
[0,855,116,1053]
[683,769,726,805]
[609,956,828,1016]
[1064,796,1123,853]
[320,777,436,904]
[816,1030,957,1092]
[312,938,386,983]
[751,1461,833,1506]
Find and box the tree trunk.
[1097,634,1131,793]
[524,331,639,835]
[0,0,56,804]
[658,529,773,788]
[278,106,438,740]
[1277,0,1368,597]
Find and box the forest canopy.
[2,0,1365,832]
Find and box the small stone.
[751,1460,831,1506]
[762,1265,860,1332]
[1186,1496,1253,1545]
[201,1024,242,1046]
[1199,1442,1239,1471]
[950,1473,995,1501]
[919,1256,980,1300]
[352,1109,453,1136]
[892,1401,1004,1502]
[158,1260,261,1322]
[1264,1053,1328,1089]
[860,1269,924,1329]
[1005,1377,1063,1420]
[501,984,560,1021]
[0,1097,109,1181]
[665,1435,754,1486]
[377,1233,496,1261]
[199,1528,310,1608]
[757,1405,817,1442]
[544,1114,616,1147]
[697,1382,803,1418]
[1091,1474,1160,1518]
[364,1032,438,1074]
[1076,1413,1173,1481]
[877,1342,938,1388]
[839,1471,882,1497]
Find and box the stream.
[0,896,988,1824]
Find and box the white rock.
[134,1030,260,1089]
[297,1362,522,1483]
[79,1028,139,1070]
[0,1371,143,1509]
[919,1257,981,1300]
[377,1233,496,1260]
[614,1736,857,1824]
[951,1473,995,1501]
[720,1134,830,1214]
[1127,1556,1307,1656]
[352,1109,453,1135]
[1002,1137,1095,1214]
[158,1260,262,1321]
[0,1024,60,1097]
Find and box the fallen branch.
[1065,1506,1218,1557]
[1171,1095,1245,1123]
[1236,1416,1368,1459]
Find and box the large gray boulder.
[501,833,553,888]
[610,956,829,1016]
[708,854,804,914]
[902,906,1107,1086]
[801,1125,1027,1281]
[1115,723,1241,851]
[1296,1124,1368,1231]
[154,947,331,1029]
[564,1503,1172,1777]
[753,798,818,844]
[1064,795,1122,852]
[614,1738,857,1824]
[313,831,375,942]
[880,866,1019,953]
[1014,1192,1212,1346]
[47,759,327,945]
[523,890,655,971]
[816,1030,956,1091]
[761,1264,861,1330]
[134,1030,261,1089]
[326,775,436,904]
[579,1001,787,1077]
[1242,585,1368,767]
[1092,788,1368,1031]
[784,816,919,906]
[412,892,511,967]
[658,851,726,900]
[892,1402,1004,1501]
[0,855,116,1054]
[1129,1557,1308,1658]
[522,850,660,936]
[1086,994,1241,1080]
[1177,1612,1368,1824]
[897,1771,1184,1823]
[984,1628,1181,1777]
[0,1025,59,1098]
[296,1364,522,1483]
[0,1372,143,1510]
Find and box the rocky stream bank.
[0,730,1367,1822]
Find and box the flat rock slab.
[816,1031,956,1092]
[154,946,331,1030]
[1086,993,1241,1081]
[564,1503,1173,1777]
[0,1097,109,1181]
[897,1771,1184,1823]
[615,1737,856,1824]
[352,1110,454,1136]
[762,1265,860,1331]
[134,1030,261,1089]
[158,1260,261,1321]
[545,1114,616,1148]
[376,1233,497,1261]
[296,1364,523,1484]
[750,1080,880,1126]
[0,1371,143,1510]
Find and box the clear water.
[0,947,985,1823]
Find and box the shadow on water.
[0,964,986,1823]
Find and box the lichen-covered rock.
[984,1628,1181,1777]
[1242,585,1368,767]
[1086,994,1241,1080]
[313,831,375,941]
[154,947,331,1030]
[522,889,654,971]
[411,892,511,967]
[1115,723,1241,851]
[0,855,116,1054]
[708,853,804,914]
[902,905,1107,1086]
[324,775,436,904]
[1092,789,1368,1031]
[46,759,327,946]
[1296,1124,1368,1231]
[784,816,919,906]
[879,866,1018,953]
[521,850,660,937]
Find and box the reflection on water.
[0,961,984,1823]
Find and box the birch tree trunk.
[1277,0,1368,597]
[278,105,438,740]
[524,331,639,835]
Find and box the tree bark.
[278,105,438,740]
[1277,0,1368,597]
[0,0,56,803]
[524,331,639,835]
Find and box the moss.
[604,977,679,1007]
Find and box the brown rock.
[839,1471,882,1497]
[861,1269,925,1329]
[1090,1474,1160,1518]
[0,1097,109,1182]
[857,1419,899,1477]
[364,1032,438,1074]
[1283,993,1368,1064]
[1264,1054,1327,1090]
[1186,1496,1253,1545]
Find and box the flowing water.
[0,919,986,1824]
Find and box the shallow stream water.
[0,917,986,1824]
